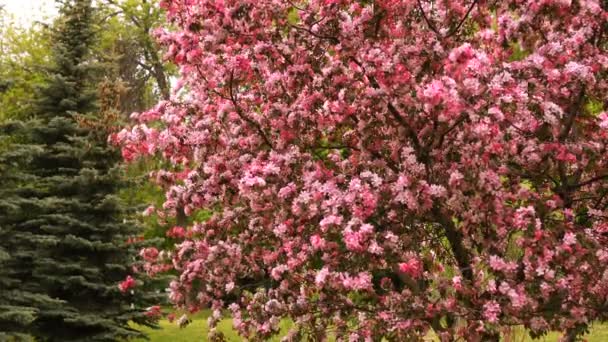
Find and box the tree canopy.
[115,0,608,341]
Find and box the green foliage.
[287,7,300,25]
[585,98,604,116]
[0,1,162,340]
[508,42,530,62]
[99,0,176,102]
[95,0,181,247]
[0,11,51,120]
[119,159,169,242]
[95,7,158,112]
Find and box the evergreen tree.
[0,122,62,341]
[0,1,161,340]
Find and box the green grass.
[131,311,238,342]
[132,312,608,342]
[131,310,291,342]
[506,324,608,342]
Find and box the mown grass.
[131,310,291,342]
[132,311,608,342]
[504,324,608,342]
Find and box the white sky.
[1,0,58,26]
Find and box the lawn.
[131,310,291,342]
[132,312,608,342]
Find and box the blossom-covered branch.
[113,0,608,340]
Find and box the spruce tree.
[0,1,161,340]
[0,122,64,341]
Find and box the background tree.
[0,8,60,340]
[101,0,173,102]
[0,8,52,120]
[95,0,191,238]
[0,0,162,340]
[115,0,608,341]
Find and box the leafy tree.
[101,0,173,102]
[95,0,186,240]
[0,9,52,120]
[116,0,608,341]
[0,0,161,340]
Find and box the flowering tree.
[113,0,608,340]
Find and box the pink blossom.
[310,235,326,250]
[514,206,536,229]
[118,275,136,293]
[422,80,445,106]
[428,184,447,198]
[145,305,162,318]
[599,112,608,129]
[483,301,501,323]
[315,267,330,286]
[564,61,592,81]
[563,232,577,246]
[489,255,517,273]
[399,258,423,279]
[343,230,365,252]
[142,205,156,216]
[270,265,288,280]
[452,276,463,291]
[240,174,266,188]
[507,289,527,309]
[166,226,186,239]
[448,171,464,188]
[319,215,343,231]
[140,247,159,262]
[341,272,372,291]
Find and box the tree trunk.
[142,38,170,100]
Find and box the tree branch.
[136,60,153,72]
[417,0,479,39]
[228,70,274,149]
[432,207,474,282]
[350,58,423,155]
[445,0,479,38]
[569,174,608,190]
[432,113,468,149]
[416,0,440,36]
[289,24,339,44]
[558,87,586,142]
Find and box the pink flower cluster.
[118,275,136,293]
[145,305,162,318]
[399,258,423,279]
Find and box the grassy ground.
[132,312,608,341]
[132,311,239,342]
[132,310,290,342]
[503,324,608,342]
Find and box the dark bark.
[433,207,474,282]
